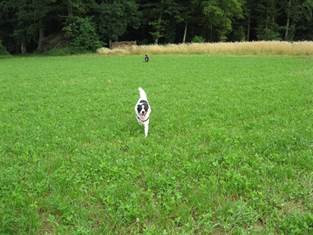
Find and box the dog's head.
[137,100,149,117]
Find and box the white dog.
[135,87,151,137]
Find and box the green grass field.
[0,55,313,234]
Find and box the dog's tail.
[138,87,147,100]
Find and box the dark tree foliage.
[94,0,140,47]
[63,16,102,52]
[0,0,312,54]
[0,40,8,54]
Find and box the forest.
[0,0,313,54]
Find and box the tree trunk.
[109,39,112,49]
[210,24,213,42]
[67,0,73,17]
[182,22,188,43]
[284,0,292,40]
[37,24,44,51]
[247,14,251,41]
[285,17,290,40]
[21,41,26,54]
[154,15,162,44]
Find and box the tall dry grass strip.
[97,41,313,56]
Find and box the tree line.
[0,0,313,54]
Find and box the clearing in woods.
[0,55,312,234]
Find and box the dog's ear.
[143,102,149,111]
[137,104,142,113]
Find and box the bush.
[44,47,73,56]
[63,17,102,53]
[192,35,205,43]
[0,40,8,55]
[257,26,281,41]
[232,26,246,41]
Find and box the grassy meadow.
[0,54,313,234]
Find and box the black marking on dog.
[137,104,149,113]
[137,104,142,113]
[138,100,149,111]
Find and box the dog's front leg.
[144,120,149,137]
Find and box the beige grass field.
[97,41,313,56]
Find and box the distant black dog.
[144,54,149,62]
